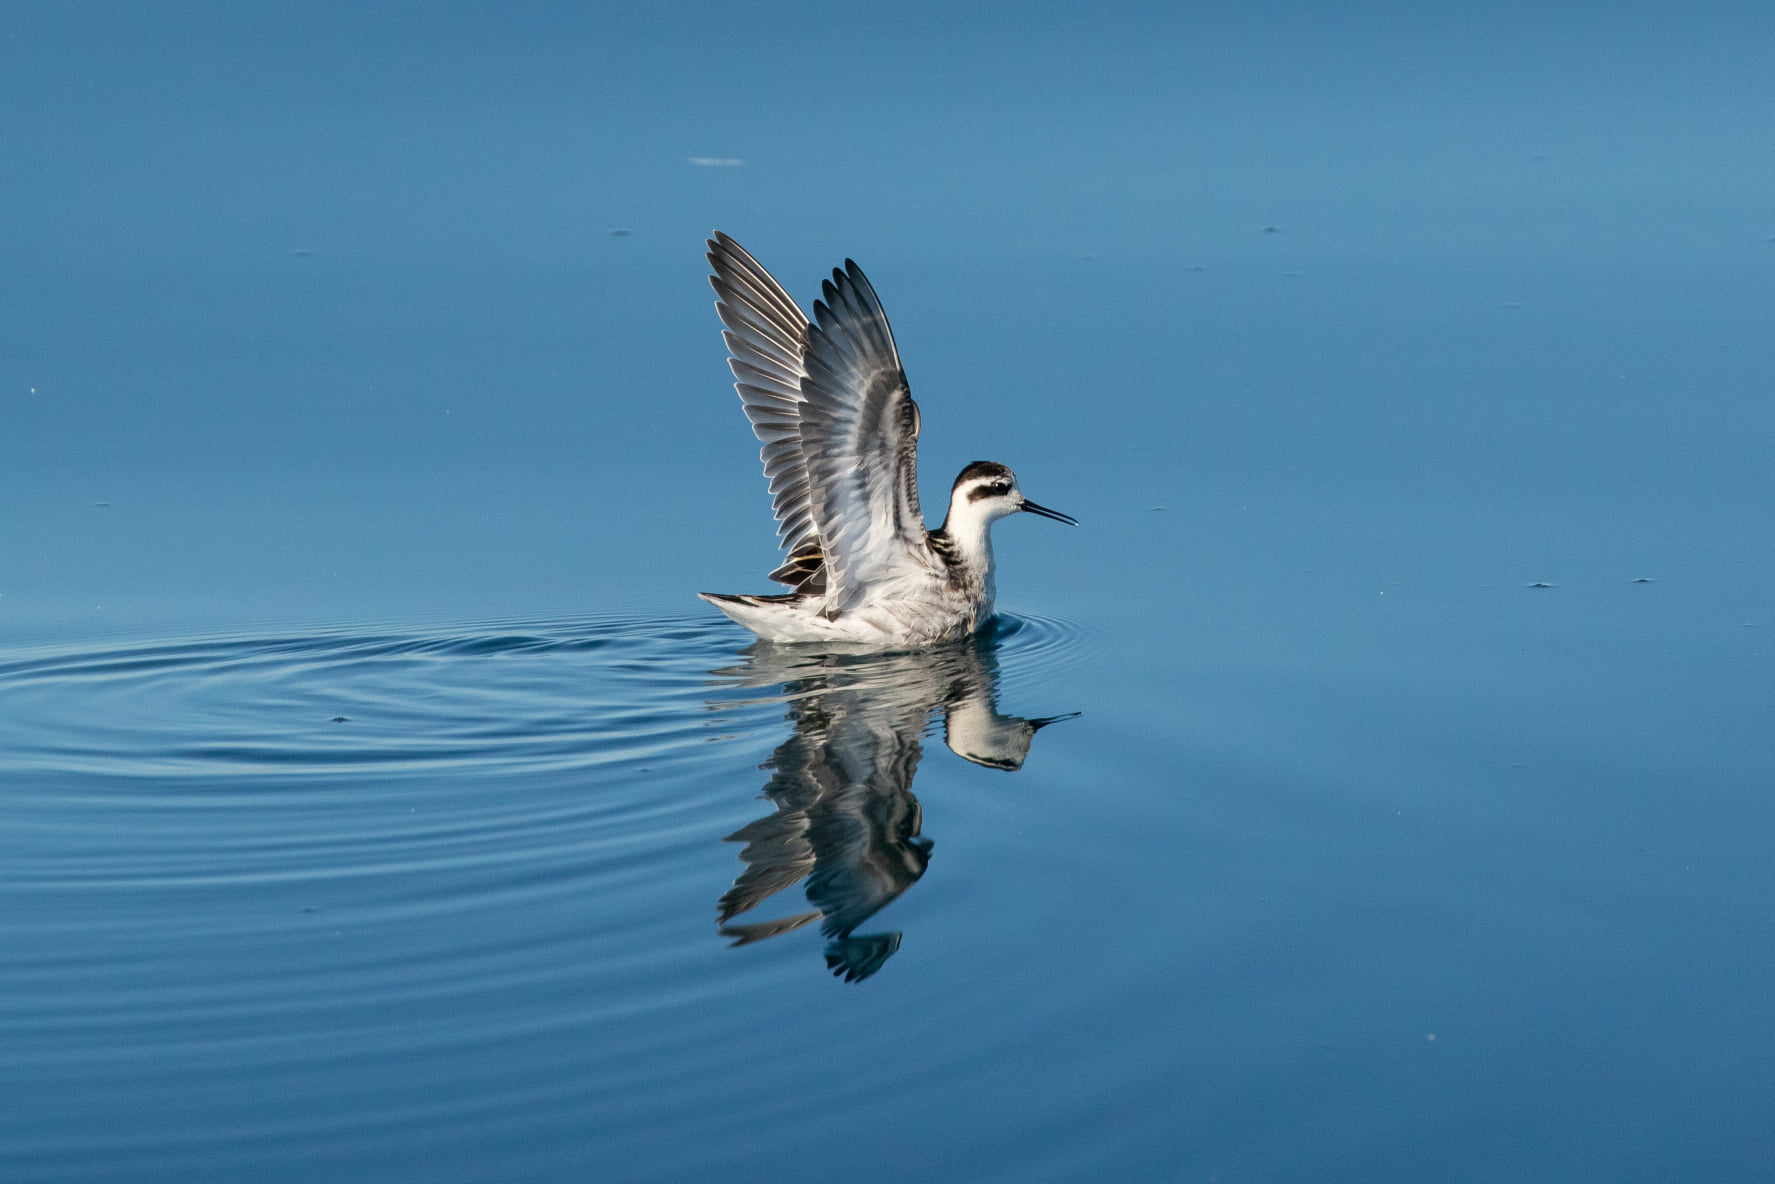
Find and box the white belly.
[701,584,991,647]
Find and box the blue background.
[3,4,1773,1181]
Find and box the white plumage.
[700,232,1075,646]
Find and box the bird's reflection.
[711,628,1074,982]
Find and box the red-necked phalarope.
[699,232,1077,646]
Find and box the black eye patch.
[967,483,1012,502]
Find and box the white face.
[958,472,1024,523]
[950,463,1077,530]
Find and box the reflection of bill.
[713,633,1075,982]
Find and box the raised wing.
[706,233,823,589]
[799,260,926,609]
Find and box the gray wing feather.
[707,233,822,569]
[708,235,925,606]
[799,260,926,608]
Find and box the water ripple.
[0,609,1089,1180]
[0,615,738,779]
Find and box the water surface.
[4,4,1774,1181]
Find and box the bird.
[699,231,1076,646]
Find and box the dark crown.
[952,460,1015,490]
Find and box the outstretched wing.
[798,260,926,609]
[706,232,824,589]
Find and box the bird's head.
[946,461,1077,532]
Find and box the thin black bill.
[1020,499,1078,526]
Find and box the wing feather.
[707,233,823,583]
[708,235,926,606]
[798,260,926,609]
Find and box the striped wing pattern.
[798,260,926,610]
[708,235,926,607]
[707,233,823,588]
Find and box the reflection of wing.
[713,632,1074,982]
[716,682,933,973]
[798,260,927,610]
[803,752,930,939]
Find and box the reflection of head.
[946,688,1078,770]
[712,633,1072,981]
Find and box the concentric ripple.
[0,615,738,778]
[0,609,1086,1182]
[0,612,1083,783]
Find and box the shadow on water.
[708,622,1077,982]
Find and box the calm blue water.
[4,4,1774,1181]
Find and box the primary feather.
[707,232,823,585]
[798,260,927,611]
